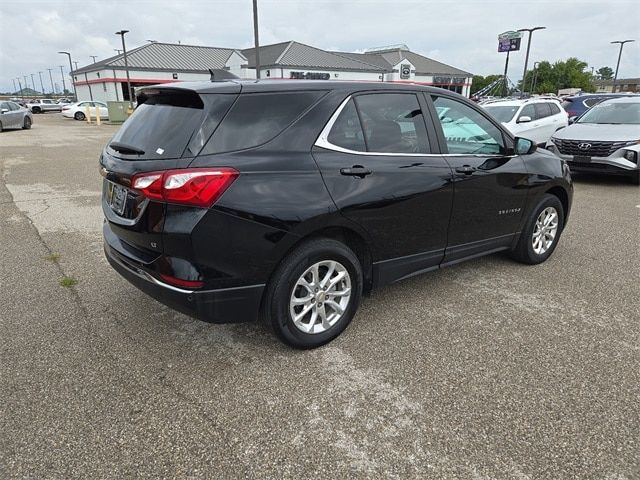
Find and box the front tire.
[630,170,640,186]
[510,194,565,265]
[74,111,85,121]
[262,238,363,349]
[22,116,31,129]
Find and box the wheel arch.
[545,185,570,227]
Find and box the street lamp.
[58,51,77,101]
[58,66,67,96]
[47,68,55,94]
[517,26,546,97]
[611,40,635,93]
[115,30,133,106]
[38,72,45,95]
[530,61,541,94]
[90,55,98,63]
[30,73,36,94]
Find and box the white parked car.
[62,101,108,121]
[482,98,568,145]
[547,97,640,185]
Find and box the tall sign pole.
[252,0,261,79]
[517,26,546,97]
[498,31,522,97]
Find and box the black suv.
[101,80,572,348]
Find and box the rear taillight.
[131,168,238,208]
[159,273,204,289]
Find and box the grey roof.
[73,42,245,75]
[241,41,389,72]
[334,47,471,76]
[594,77,640,86]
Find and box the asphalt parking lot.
[1,113,639,479]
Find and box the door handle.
[340,166,372,178]
[455,165,476,175]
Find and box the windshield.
[577,101,640,125]
[484,105,519,123]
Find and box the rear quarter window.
[202,91,325,154]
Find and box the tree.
[470,74,503,95]
[596,66,614,80]
[520,57,596,94]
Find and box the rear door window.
[534,102,552,119]
[584,98,604,107]
[549,103,561,115]
[326,99,367,152]
[202,91,325,154]
[354,93,430,154]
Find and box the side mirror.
[0,108,8,114]
[517,115,532,124]
[568,116,577,125]
[515,137,537,155]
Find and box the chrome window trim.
[314,95,516,159]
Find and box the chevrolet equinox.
[101,80,573,348]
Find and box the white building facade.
[72,41,472,103]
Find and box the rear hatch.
[100,83,240,256]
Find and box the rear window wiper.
[109,141,145,155]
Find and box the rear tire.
[32,107,41,114]
[262,238,363,349]
[74,111,85,121]
[22,116,31,129]
[510,194,565,265]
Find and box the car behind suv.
[561,93,639,119]
[482,97,568,145]
[101,80,572,348]
[548,97,640,184]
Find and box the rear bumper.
[104,237,264,324]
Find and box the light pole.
[58,65,67,96]
[115,30,133,106]
[38,71,45,95]
[252,0,261,79]
[114,49,122,54]
[12,78,17,95]
[73,61,79,70]
[517,26,546,97]
[58,51,77,101]
[611,40,635,93]
[23,76,28,95]
[530,61,541,94]
[47,68,55,94]
[90,55,98,63]
[17,78,24,101]
[30,73,37,94]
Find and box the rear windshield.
[484,105,520,123]
[561,99,573,109]
[108,90,235,160]
[201,91,325,154]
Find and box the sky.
[1,0,639,93]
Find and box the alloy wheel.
[532,206,558,255]
[289,260,352,334]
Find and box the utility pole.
[517,26,546,97]
[47,68,55,94]
[73,61,79,70]
[23,76,28,95]
[530,61,540,94]
[90,55,98,63]
[252,0,261,79]
[114,49,122,55]
[17,78,24,101]
[58,65,67,95]
[38,71,45,95]
[30,74,36,94]
[58,51,77,101]
[611,40,635,93]
[12,78,17,95]
[115,30,133,106]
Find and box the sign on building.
[400,64,411,79]
[498,31,523,53]
[290,71,331,80]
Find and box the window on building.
[432,95,505,155]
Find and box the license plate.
[573,155,591,163]
[107,181,128,216]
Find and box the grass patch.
[60,276,78,288]
[45,253,61,263]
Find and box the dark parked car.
[561,93,639,119]
[101,80,573,348]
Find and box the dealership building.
[71,40,472,103]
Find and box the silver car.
[547,97,640,185]
[0,101,33,132]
